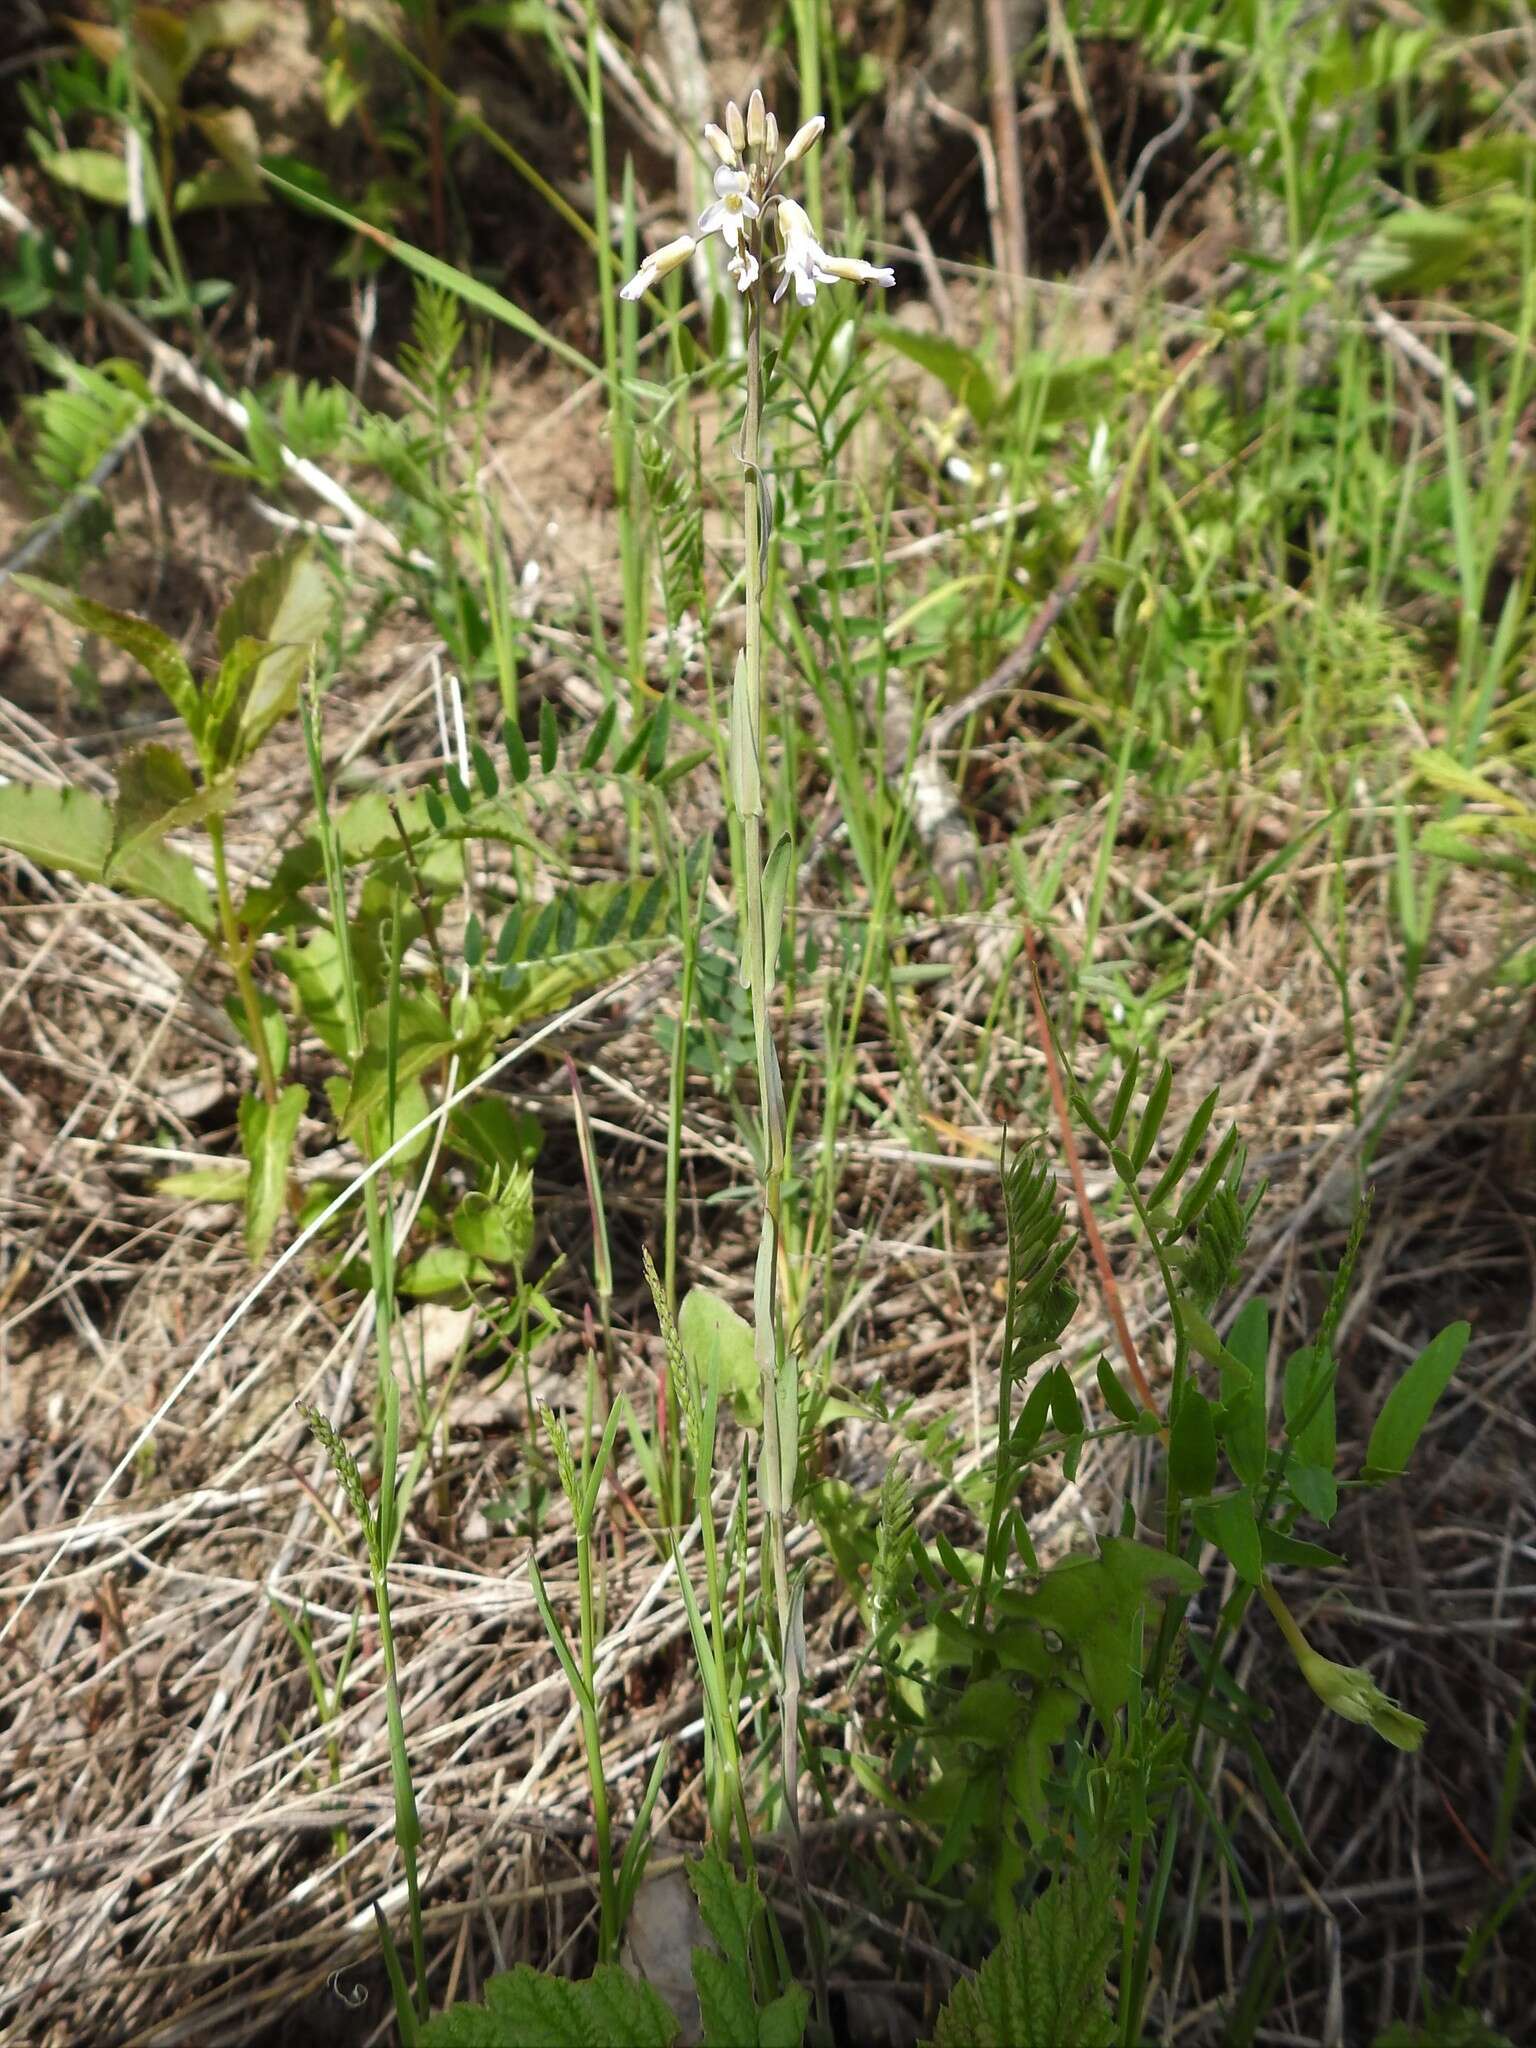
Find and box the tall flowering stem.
[621,91,892,1864]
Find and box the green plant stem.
[371,1552,430,2023]
[576,1519,620,1958]
[738,293,800,1852]
[207,814,278,1103]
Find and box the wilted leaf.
[107,744,230,878]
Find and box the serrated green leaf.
[238,1083,305,1261]
[418,1963,678,2046]
[1364,1322,1470,1481]
[754,1986,810,2048]
[0,779,215,934]
[926,1852,1117,2048]
[15,575,201,734]
[214,539,330,757]
[106,744,229,879]
[692,1950,758,2048]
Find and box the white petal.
[714,164,750,199]
[619,260,657,301]
[698,200,727,235]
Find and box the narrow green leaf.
[1131,1060,1173,1173]
[539,699,559,773]
[238,1083,306,1262]
[1364,1322,1470,1481]
[1195,1492,1263,1587]
[504,716,531,783]
[1169,1386,1218,1497]
[580,699,618,769]
[1095,1356,1140,1425]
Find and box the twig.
[981,0,1028,320]
[1022,927,1159,1414]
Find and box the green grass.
[2,2,1534,2044]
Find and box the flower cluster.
[619,89,894,308]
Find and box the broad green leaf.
[418,1963,678,2046]
[106,744,230,878]
[1169,1386,1218,1497]
[1006,1685,1081,1844]
[238,1083,306,1261]
[14,575,202,734]
[678,1287,759,1427]
[0,779,215,934]
[451,1168,533,1266]
[41,149,130,207]
[174,164,266,213]
[448,1097,543,1177]
[755,1987,810,2048]
[1364,1321,1470,1481]
[692,1951,758,2048]
[1260,1527,1346,1571]
[214,540,330,758]
[339,992,467,1142]
[1095,1355,1140,1424]
[869,321,999,427]
[1287,1459,1338,1525]
[398,1244,492,1298]
[275,928,350,1055]
[927,1852,1117,2048]
[1195,1491,1263,1587]
[994,1539,1201,1724]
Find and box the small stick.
[1022,925,1159,1415]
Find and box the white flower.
[728,244,760,294]
[774,197,828,306]
[774,198,894,305]
[618,233,697,302]
[698,163,760,255]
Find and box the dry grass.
[2,607,1532,2042]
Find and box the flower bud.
[1295,1647,1426,1752]
[747,88,766,149]
[703,122,737,167]
[782,114,825,166]
[725,100,745,151]
[764,110,779,159]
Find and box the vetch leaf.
[41,149,130,207]
[1364,1322,1470,1481]
[1195,1491,1263,1587]
[1169,1386,1218,1497]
